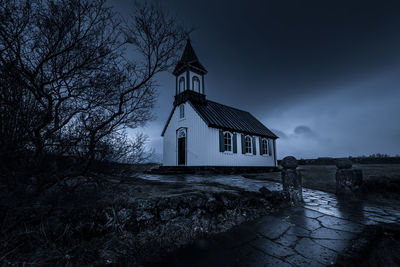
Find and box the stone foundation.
[146,166,279,175]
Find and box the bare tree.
[0,0,187,174]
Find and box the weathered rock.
[220,194,235,209]
[135,199,157,221]
[136,210,154,221]
[259,186,273,199]
[281,156,298,169]
[160,209,177,221]
[336,158,352,169]
[136,199,156,210]
[281,156,303,204]
[156,198,169,209]
[282,169,302,190]
[118,208,132,223]
[179,207,190,216]
[206,197,217,212]
[187,195,206,208]
[335,169,363,195]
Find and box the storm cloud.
[111,0,400,160]
[293,126,316,139]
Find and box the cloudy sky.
[110,0,400,160]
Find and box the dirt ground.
[246,164,400,195]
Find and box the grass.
[247,164,400,194]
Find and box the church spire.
[173,39,207,106]
[173,39,207,76]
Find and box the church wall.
[163,102,276,167]
[203,127,276,167]
[162,102,209,166]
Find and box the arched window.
[178,128,186,138]
[262,139,268,155]
[192,76,200,93]
[224,132,232,152]
[179,104,185,118]
[179,77,185,92]
[245,136,252,154]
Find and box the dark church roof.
[191,100,278,138]
[161,99,278,139]
[173,40,207,76]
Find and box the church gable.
[161,100,206,137]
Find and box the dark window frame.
[262,138,268,155]
[224,131,232,152]
[245,135,252,154]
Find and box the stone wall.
[104,190,287,265]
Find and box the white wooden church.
[162,40,278,168]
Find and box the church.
[162,40,278,169]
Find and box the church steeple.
[173,40,207,102]
[173,39,207,76]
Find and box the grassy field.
[249,164,400,194]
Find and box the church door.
[177,129,186,166]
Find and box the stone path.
[142,174,400,266]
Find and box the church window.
[179,77,185,92]
[178,128,186,138]
[192,76,200,93]
[245,136,252,154]
[262,139,268,155]
[179,105,185,118]
[224,132,232,152]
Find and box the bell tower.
[173,39,207,106]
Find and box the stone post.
[335,158,363,196]
[281,156,303,204]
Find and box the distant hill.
[279,155,400,165]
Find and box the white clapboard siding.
[163,102,276,167]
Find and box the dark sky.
[110,0,400,160]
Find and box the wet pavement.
[142,174,400,266]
